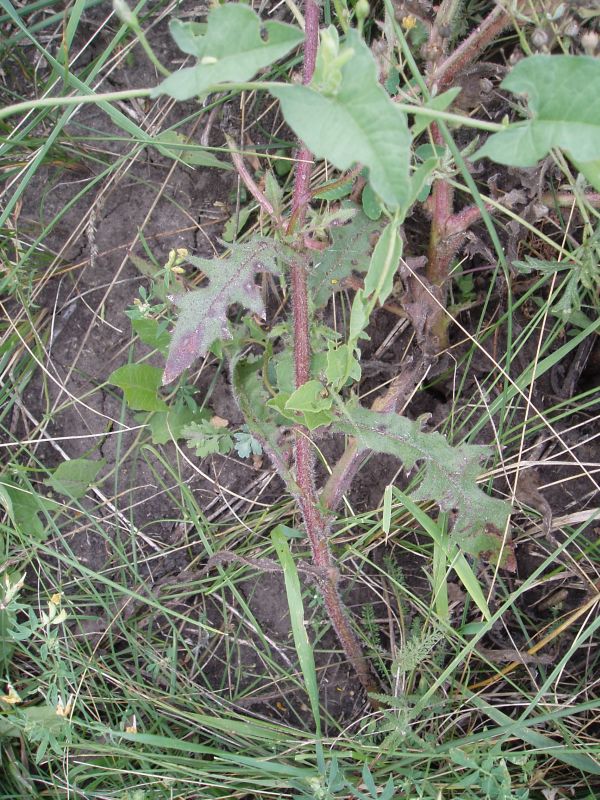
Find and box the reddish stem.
[287,0,377,699]
[429,4,511,92]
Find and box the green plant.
[87,0,600,705]
[3,0,600,795]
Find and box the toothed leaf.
[334,406,510,548]
[163,237,282,384]
[309,205,384,307]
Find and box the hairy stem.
[287,0,377,699]
[424,123,458,352]
[429,4,511,92]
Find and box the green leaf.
[285,380,332,414]
[271,29,411,209]
[410,156,438,204]
[232,355,290,473]
[108,364,168,411]
[153,5,304,101]
[132,318,171,354]
[0,477,55,542]
[361,183,382,220]
[142,405,210,444]
[222,205,253,242]
[474,55,600,190]
[233,428,263,458]
[45,458,104,499]
[363,219,402,306]
[325,341,361,390]
[334,406,510,547]
[273,350,329,394]
[151,130,232,170]
[271,526,321,735]
[163,237,282,384]
[309,205,383,308]
[267,392,333,431]
[182,420,234,457]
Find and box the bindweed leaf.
[151,130,232,170]
[109,364,168,411]
[153,5,304,101]
[45,459,104,499]
[272,29,411,209]
[474,55,600,190]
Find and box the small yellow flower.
[402,15,417,30]
[50,592,62,606]
[1,684,22,705]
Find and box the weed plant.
[1,0,599,798]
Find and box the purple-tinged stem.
[287,0,378,699]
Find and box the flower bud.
[355,0,370,23]
[531,28,549,50]
[581,30,599,55]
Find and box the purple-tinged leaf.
[163,238,281,384]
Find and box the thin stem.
[225,134,280,223]
[0,82,506,132]
[0,88,152,121]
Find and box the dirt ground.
[5,1,600,732]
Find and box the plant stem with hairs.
[287,0,378,699]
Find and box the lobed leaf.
[271,29,411,209]
[163,237,282,384]
[309,205,383,308]
[334,406,510,547]
[153,4,304,101]
[475,55,600,190]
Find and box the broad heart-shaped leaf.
[163,238,281,384]
[474,55,600,190]
[334,407,510,547]
[45,458,104,499]
[271,29,411,210]
[153,5,304,101]
[108,364,168,412]
[309,206,384,307]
